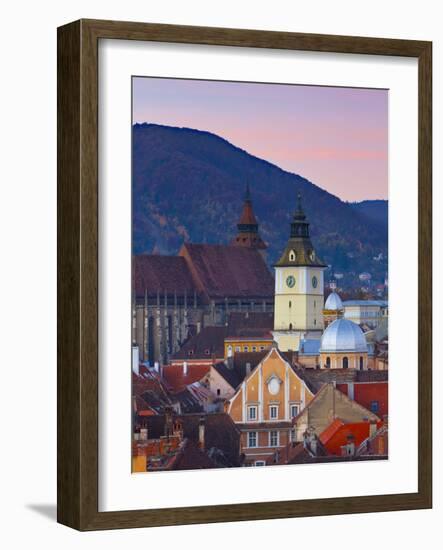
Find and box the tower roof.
[275,192,327,268]
[231,184,267,250]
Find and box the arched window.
[289,301,292,308]
[289,250,296,262]
[289,323,293,330]
[343,356,349,369]
[359,356,364,370]
[326,357,331,368]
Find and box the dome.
[324,291,343,311]
[320,319,368,353]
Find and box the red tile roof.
[162,364,210,392]
[319,420,383,456]
[180,243,274,300]
[318,418,345,444]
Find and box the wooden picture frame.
[57,19,432,530]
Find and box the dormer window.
[289,250,296,262]
[309,250,316,261]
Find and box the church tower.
[231,184,267,255]
[272,193,327,352]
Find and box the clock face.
[286,275,295,288]
[312,276,318,288]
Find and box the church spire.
[231,183,267,252]
[290,192,310,238]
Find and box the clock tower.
[272,193,327,352]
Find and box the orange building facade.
[227,347,314,466]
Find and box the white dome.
[324,291,343,311]
[320,319,368,353]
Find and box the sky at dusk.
[133,77,388,202]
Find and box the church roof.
[320,318,368,353]
[180,243,274,300]
[133,255,197,299]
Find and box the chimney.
[132,345,140,376]
[369,420,378,438]
[197,322,201,334]
[139,428,148,441]
[246,362,251,376]
[198,416,205,449]
[164,406,173,438]
[154,361,160,374]
[183,361,188,376]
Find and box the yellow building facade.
[227,347,314,465]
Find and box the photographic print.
[131,77,389,472]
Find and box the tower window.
[289,250,296,262]
[326,357,331,368]
[289,323,293,330]
[359,356,364,370]
[289,301,292,308]
[343,357,349,369]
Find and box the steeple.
[275,191,326,267]
[231,184,267,251]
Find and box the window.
[204,349,210,355]
[247,406,257,421]
[269,431,279,447]
[343,356,349,369]
[289,300,292,308]
[188,350,194,356]
[243,346,249,352]
[289,323,293,330]
[290,428,297,442]
[269,405,278,419]
[248,432,257,448]
[260,346,265,351]
[326,356,331,368]
[314,319,317,326]
[216,389,221,396]
[252,346,257,352]
[370,401,379,413]
[235,346,241,352]
[359,356,364,370]
[290,404,299,418]
[254,460,266,466]
[289,250,296,261]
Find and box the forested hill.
[132,123,388,284]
